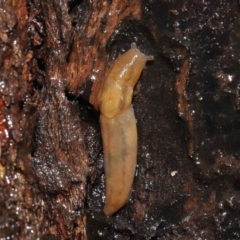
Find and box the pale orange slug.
[98,42,154,215]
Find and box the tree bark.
[0,0,240,239]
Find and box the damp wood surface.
[0,0,240,239]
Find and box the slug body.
[98,43,153,215]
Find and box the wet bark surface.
[0,0,240,239]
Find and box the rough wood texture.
[30,0,89,239]
[67,0,142,109]
[0,0,40,239]
[0,0,240,239]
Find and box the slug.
[98,42,154,216]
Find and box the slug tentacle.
[131,42,154,61]
[98,43,153,215]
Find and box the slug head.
[98,43,154,119]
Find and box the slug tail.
[100,106,137,215]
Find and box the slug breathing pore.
[98,43,154,215]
